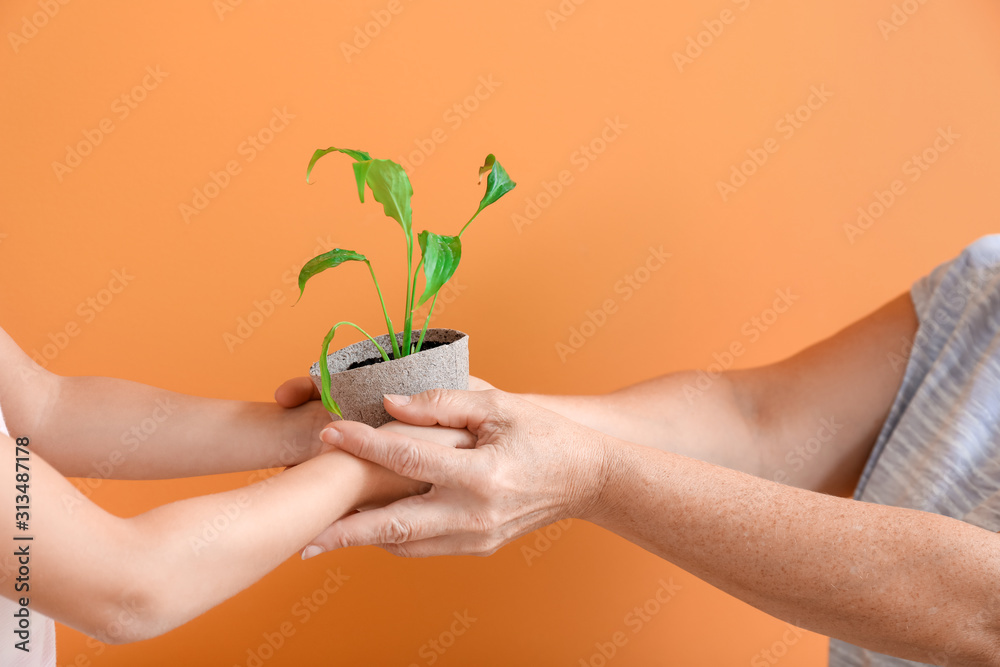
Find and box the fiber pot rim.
[308,328,469,380]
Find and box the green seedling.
[296,148,516,418]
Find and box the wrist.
[313,449,372,503]
[282,402,329,466]
[355,461,429,511]
[574,434,631,524]
[316,447,423,510]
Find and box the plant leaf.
[305,149,414,236]
[318,321,391,418]
[362,159,414,237]
[416,231,462,307]
[306,147,372,184]
[352,161,372,203]
[295,248,367,304]
[475,154,516,216]
[319,325,344,418]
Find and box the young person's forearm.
[34,375,325,478]
[590,440,1000,665]
[9,422,471,642]
[120,450,376,639]
[17,441,392,643]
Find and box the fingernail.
[320,428,342,445]
[301,545,324,560]
[384,393,411,406]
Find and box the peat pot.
[309,328,469,428]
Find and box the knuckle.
[424,387,450,408]
[468,507,502,535]
[352,426,380,458]
[478,467,508,498]
[389,438,424,479]
[381,517,413,544]
[482,388,505,409]
[327,530,353,551]
[481,392,515,431]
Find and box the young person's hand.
[273,375,496,411]
[274,376,483,512]
[302,389,609,559]
[335,420,477,512]
[274,376,323,408]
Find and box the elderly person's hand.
[301,388,615,558]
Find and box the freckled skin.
[315,293,1000,665]
[591,443,1000,664]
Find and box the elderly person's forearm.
[519,292,918,497]
[590,438,1000,667]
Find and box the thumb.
[274,377,321,408]
[382,388,498,432]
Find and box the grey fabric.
[830,235,1000,666]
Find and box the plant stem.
[365,260,401,360]
[413,208,481,353]
[408,255,425,353]
[402,235,414,357]
[410,256,424,315]
[319,321,391,418]
[414,291,440,353]
[458,208,482,238]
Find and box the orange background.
[2,0,999,665]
